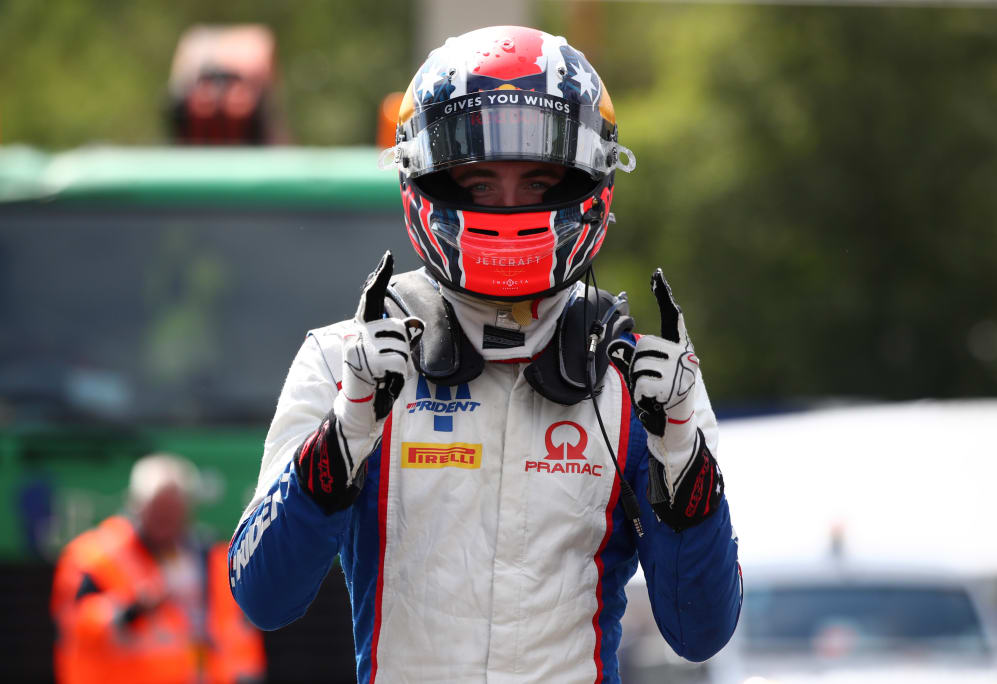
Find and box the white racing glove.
[294,251,424,513]
[608,269,723,532]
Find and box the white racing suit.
[229,278,742,684]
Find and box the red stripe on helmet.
[419,196,450,272]
[567,223,591,273]
[401,185,426,260]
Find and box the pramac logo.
[544,420,587,460]
[525,421,603,477]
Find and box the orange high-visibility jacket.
[51,515,265,684]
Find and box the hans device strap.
[384,269,634,405]
[525,287,634,405]
[385,271,484,386]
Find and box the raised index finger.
[356,251,394,323]
[651,268,681,343]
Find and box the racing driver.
[229,25,742,683]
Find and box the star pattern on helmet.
[573,65,596,100]
[555,46,600,104]
[415,63,455,106]
[416,71,440,99]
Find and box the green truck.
[0,145,420,561]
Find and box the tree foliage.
[0,0,413,147]
[3,1,997,403]
[543,4,997,403]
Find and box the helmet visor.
[397,91,617,178]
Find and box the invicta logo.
[402,442,482,469]
[525,421,603,477]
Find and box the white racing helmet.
[381,25,636,301]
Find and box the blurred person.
[51,453,265,684]
[229,26,741,682]
[167,25,290,145]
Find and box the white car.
[621,400,997,683]
[623,561,996,684]
[711,562,996,684]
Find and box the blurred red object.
[377,91,403,150]
[168,25,288,145]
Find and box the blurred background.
[1,0,996,682]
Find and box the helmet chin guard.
[401,172,615,301]
[385,26,635,300]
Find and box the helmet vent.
[466,227,500,236]
[517,227,549,237]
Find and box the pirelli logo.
[401,442,482,469]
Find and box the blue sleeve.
[228,460,354,630]
[626,415,743,662]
